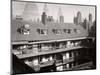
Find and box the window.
[17,25,30,35]
[37,29,40,34]
[23,28,30,35]
[66,52,70,59]
[77,29,81,34]
[24,60,31,66]
[68,29,71,34]
[63,29,67,33]
[37,29,48,35]
[32,44,38,50]
[63,29,71,34]
[56,66,63,71]
[57,29,62,34]
[40,56,49,63]
[41,44,49,51]
[74,29,77,33]
[52,29,62,35]
[74,29,80,34]
[52,29,56,34]
[33,58,39,65]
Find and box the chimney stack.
[41,12,47,25]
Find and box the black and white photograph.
[11,0,96,74]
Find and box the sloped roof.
[11,19,88,42]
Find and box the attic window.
[63,29,71,34]
[63,29,68,33]
[52,29,61,35]
[57,29,62,34]
[37,29,48,35]
[74,29,80,34]
[52,29,56,34]
[68,29,71,34]
[74,29,77,33]
[17,24,30,35]
[23,29,30,35]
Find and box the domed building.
[22,2,39,21]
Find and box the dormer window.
[17,24,30,35]
[52,29,61,35]
[63,29,71,34]
[52,29,56,34]
[23,28,30,35]
[63,29,69,34]
[37,29,48,35]
[74,29,80,34]
[68,29,71,34]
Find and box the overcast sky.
[12,1,95,23]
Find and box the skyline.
[12,1,96,23]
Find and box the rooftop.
[11,19,88,42]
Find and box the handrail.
[12,37,95,45]
[15,46,84,59]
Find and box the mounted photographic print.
[11,0,96,74]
